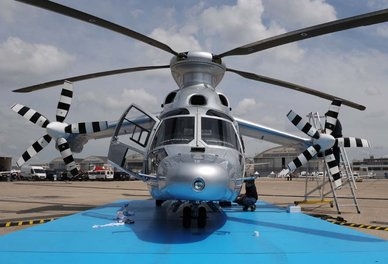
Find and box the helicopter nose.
[157,154,238,201]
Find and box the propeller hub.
[46,121,69,139]
[170,51,226,89]
[314,133,335,151]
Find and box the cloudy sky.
[1,0,388,165]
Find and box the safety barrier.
[0,218,55,228]
[311,214,388,232]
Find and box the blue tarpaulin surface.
[1,199,387,263]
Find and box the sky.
[1,0,388,166]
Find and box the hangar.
[253,146,323,177]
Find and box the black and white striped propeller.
[286,99,369,187]
[11,81,109,176]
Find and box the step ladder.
[294,112,360,214]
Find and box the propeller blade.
[218,8,388,58]
[287,110,320,139]
[11,104,50,128]
[227,68,365,111]
[65,121,109,134]
[57,138,79,176]
[56,81,73,122]
[324,149,342,188]
[287,144,321,172]
[16,0,178,56]
[324,99,342,134]
[16,134,52,167]
[336,137,370,148]
[13,65,170,93]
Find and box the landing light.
[193,178,205,191]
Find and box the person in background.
[235,179,258,211]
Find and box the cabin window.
[201,117,239,150]
[152,116,194,147]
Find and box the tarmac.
[0,177,388,240]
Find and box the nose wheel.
[182,206,192,228]
[181,203,208,228]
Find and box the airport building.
[352,156,388,178]
[252,147,388,179]
[48,154,143,173]
[252,146,323,177]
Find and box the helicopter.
[11,1,382,228]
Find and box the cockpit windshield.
[152,116,194,148]
[201,117,239,150]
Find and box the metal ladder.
[295,112,360,214]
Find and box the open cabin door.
[108,104,159,172]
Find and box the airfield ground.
[1,177,388,240]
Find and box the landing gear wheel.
[182,206,191,228]
[197,206,207,228]
[155,200,165,207]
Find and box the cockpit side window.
[201,117,239,150]
[152,116,194,148]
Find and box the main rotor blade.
[218,8,388,57]
[226,68,366,111]
[16,0,178,56]
[11,104,50,128]
[13,65,170,93]
[56,81,73,122]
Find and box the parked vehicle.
[20,166,46,180]
[45,169,58,181]
[88,169,114,181]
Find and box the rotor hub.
[315,133,335,151]
[170,51,226,89]
[46,121,68,139]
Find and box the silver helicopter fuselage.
[146,87,245,201]
[109,51,246,202]
[146,51,245,201]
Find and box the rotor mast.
[170,51,226,89]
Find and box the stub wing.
[70,117,311,153]
[235,117,311,151]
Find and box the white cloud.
[199,0,271,51]
[197,0,307,63]
[235,98,263,116]
[0,37,75,83]
[376,24,388,38]
[79,88,158,112]
[150,28,202,53]
[262,0,337,29]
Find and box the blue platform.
[1,199,387,263]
